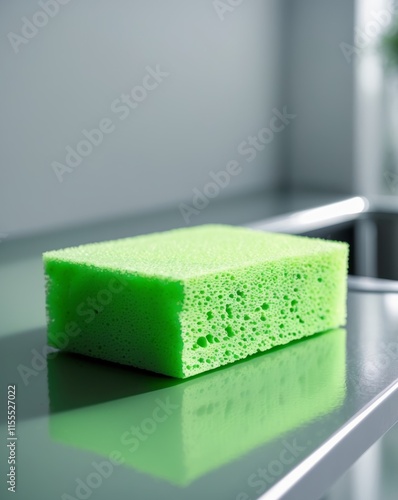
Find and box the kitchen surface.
[2,1,398,499]
[1,193,398,499]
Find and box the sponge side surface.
[179,243,348,377]
[44,260,184,377]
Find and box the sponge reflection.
[48,328,346,486]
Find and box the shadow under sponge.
[43,224,349,378]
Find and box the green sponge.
[43,224,348,378]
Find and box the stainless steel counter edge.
[261,379,398,500]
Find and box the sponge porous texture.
[43,224,348,378]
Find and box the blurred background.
[1,0,398,238]
[1,1,398,500]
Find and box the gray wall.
[285,0,356,193]
[0,0,285,236]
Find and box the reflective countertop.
[1,192,398,500]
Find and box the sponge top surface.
[43,224,347,280]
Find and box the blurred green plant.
[381,20,398,67]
